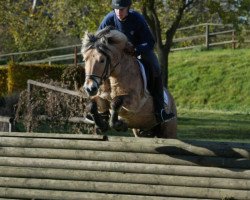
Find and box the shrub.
[0,66,8,97]
[7,62,67,93]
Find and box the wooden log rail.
[0,132,249,199]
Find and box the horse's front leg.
[87,100,109,133]
[110,96,128,132]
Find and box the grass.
[167,49,250,142]
[177,109,250,143]
[168,48,250,113]
[15,108,250,144]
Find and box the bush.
[0,66,8,97]
[7,62,67,93]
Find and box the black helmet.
[111,0,132,9]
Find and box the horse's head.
[81,26,128,96]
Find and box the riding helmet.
[111,0,132,9]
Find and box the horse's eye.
[100,59,105,63]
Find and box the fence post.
[27,81,33,132]
[232,30,236,49]
[205,24,210,50]
[74,46,78,67]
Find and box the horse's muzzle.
[84,80,99,96]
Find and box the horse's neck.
[111,54,140,82]
[108,54,143,98]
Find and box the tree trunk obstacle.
[0,132,249,199]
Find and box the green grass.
[177,109,250,143]
[168,49,250,142]
[168,48,250,113]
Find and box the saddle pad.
[137,60,148,92]
[137,60,169,106]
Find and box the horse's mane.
[81,26,129,56]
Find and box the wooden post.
[232,30,236,49]
[74,46,78,67]
[11,55,14,62]
[0,116,13,132]
[8,122,12,132]
[27,81,33,132]
[205,24,210,50]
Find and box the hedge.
[0,66,8,97]
[7,62,67,93]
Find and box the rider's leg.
[141,51,175,123]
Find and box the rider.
[98,0,175,124]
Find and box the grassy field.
[14,110,250,144]
[168,49,250,142]
[168,48,250,114]
[177,109,250,143]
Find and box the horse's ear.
[87,33,98,43]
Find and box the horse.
[81,26,177,138]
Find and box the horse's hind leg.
[87,100,109,133]
[110,96,128,132]
[161,119,177,138]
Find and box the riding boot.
[151,76,175,123]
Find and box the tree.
[1,0,248,70]
[0,0,64,58]
[136,0,249,87]
[0,0,111,55]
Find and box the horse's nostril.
[85,85,98,96]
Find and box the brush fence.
[0,132,249,199]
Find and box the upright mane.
[81,26,128,56]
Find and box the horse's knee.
[110,96,124,125]
[86,101,109,133]
[86,101,98,114]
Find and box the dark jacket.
[98,10,155,55]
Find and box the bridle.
[85,46,120,87]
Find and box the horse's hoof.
[110,120,127,132]
[96,122,109,133]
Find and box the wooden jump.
[0,132,249,199]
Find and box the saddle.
[137,59,169,105]
[137,59,154,94]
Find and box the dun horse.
[81,27,177,138]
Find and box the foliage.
[0,0,110,54]
[137,0,250,86]
[0,93,19,118]
[0,0,56,53]
[15,67,93,134]
[7,62,67,93]
[1,0,249,86]
[49,0,110,37]
[0,67,8,97]
[168,48,250,113]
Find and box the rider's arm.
[133,12,155,55]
